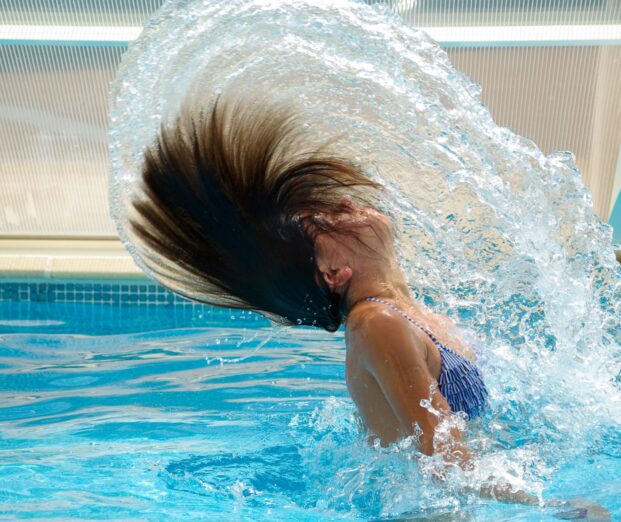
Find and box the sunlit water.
[52,0,621,518]
[0,302,619,520]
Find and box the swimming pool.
[1,294,619,520]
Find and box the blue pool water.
[101,0,621,516]
[1,300,619,520]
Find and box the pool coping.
[0,238,146,280]
[1,239,620,282]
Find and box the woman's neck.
[343,260,412,314]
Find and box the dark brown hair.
[129,96,380,331]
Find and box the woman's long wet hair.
[129,95,380,331]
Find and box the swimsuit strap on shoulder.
[363,296,445,348]
[363,296,489,419]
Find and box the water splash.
[109,0,621,516]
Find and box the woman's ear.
[322,266,353,292]
[314,231,353,292]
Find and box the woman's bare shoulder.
[347,301,400,335]
[346,301,427,358]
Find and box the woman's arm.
[350,308,469,460]
[350,308,611,516]
[350,308,541,505]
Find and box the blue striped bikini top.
[364,297,488,419]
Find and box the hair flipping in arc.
[128,96,380,331]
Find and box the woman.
[127,96,579,508]
[304,199,488,451]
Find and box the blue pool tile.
[0,279,217,310]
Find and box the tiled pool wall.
[0,279,197,307]
[0,278,270,333]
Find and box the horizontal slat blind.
[0,0,619,236]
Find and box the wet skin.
[308,199,473,456]
[307,200,611,512]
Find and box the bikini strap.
[363,296,445,348]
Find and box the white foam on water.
[109,0,621,516]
